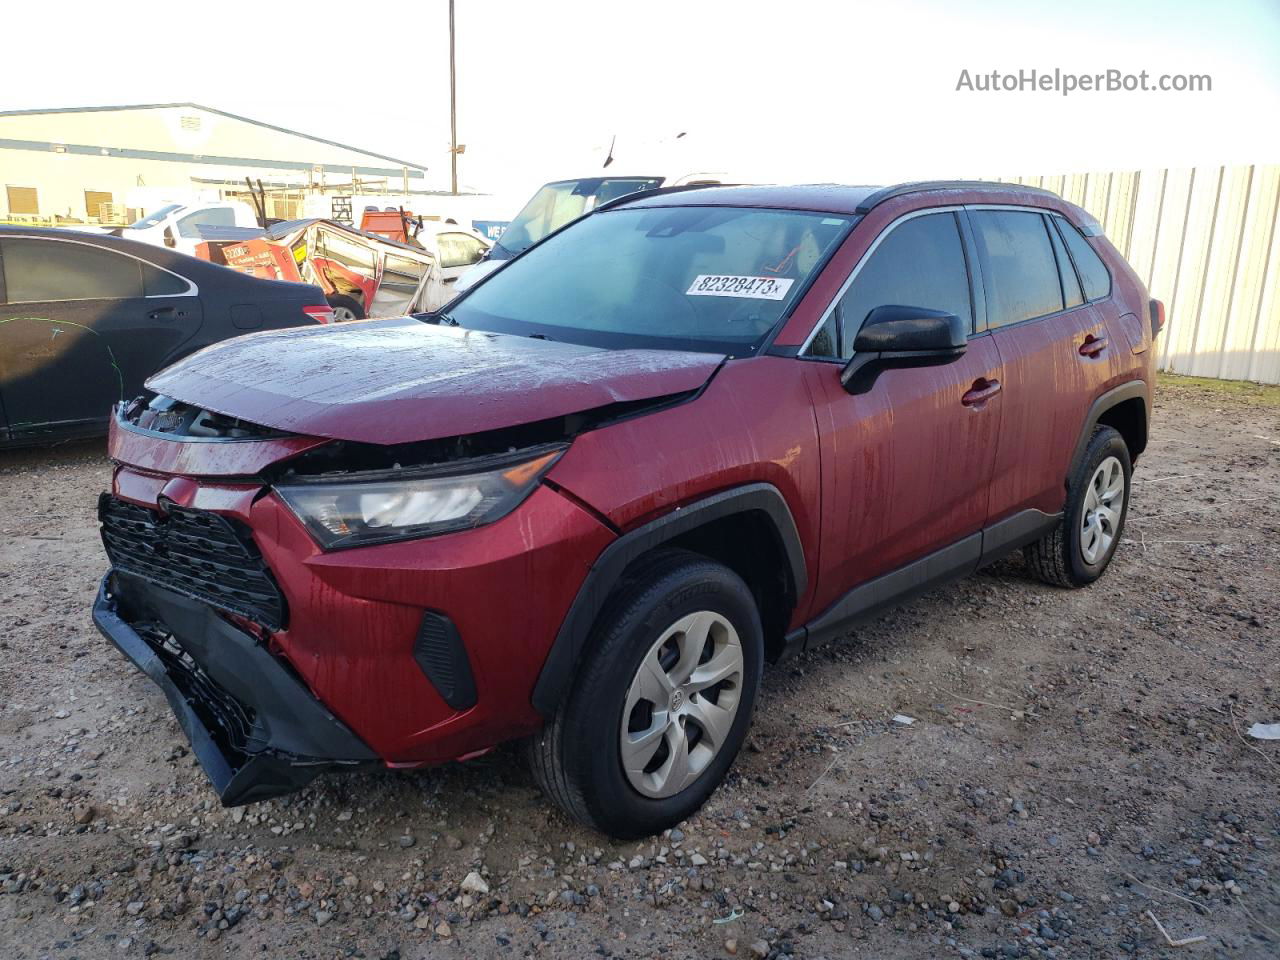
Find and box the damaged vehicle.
[201,218,451,320]
[0,227,332,447]
[94,182,1159,838]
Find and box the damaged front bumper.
[92,572,377,806]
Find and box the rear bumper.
[92,571,377,806]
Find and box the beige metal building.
[989,165,1280,385]
[0,103,429,224]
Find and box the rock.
[445,835,463,850]
[724,938,738,955]
[435,921,452,937]
[867,904,884,922]
[398,834,416,848]
[691,853,709,866]
[460,871,489,895]
[748,940,769,959]
[125,900,145,916]
[73,803,95,824]
[314,909,333,926]
[414,913,433,929]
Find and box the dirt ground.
[1,374,1277,960]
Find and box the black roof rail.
[595,182,731,213]
[854,180,1061,214]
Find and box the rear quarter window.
[1054,216,1112,301]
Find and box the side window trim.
[0,235,198,303]
[797,205,969,359]
[1046,213,1084,308]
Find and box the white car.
[77,201,260,257]
[455,172,729,292]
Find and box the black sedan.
[0,227,331,447]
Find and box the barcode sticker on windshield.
[686,275,795,300]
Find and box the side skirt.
[783,508,1060,655]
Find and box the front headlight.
[275,445,564,550]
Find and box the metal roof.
[0,103,429,172]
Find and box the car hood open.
[146,317,724,445]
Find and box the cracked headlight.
[275,446,564,550]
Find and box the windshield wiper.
[431,312,459,327]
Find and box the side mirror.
[163,226,176,248]
[840,305,967,394]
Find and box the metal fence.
[988,166,1280,385]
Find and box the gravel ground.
[1,374,1277,960]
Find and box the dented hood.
[146,318,723,445]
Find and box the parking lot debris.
[1145,910,1207,947]
[1246,722,1280,740]
[892,714,917,726]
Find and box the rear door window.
[823,212,972,358]
[437,233,487,269]
[1053,216,1112,301]
[970,210,1064,327]
[1,238,143,302]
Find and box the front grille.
[99,494,287,630]
[135,620,264,757]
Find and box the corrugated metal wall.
[990,166,1280,384]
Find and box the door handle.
[1079,334,1108,357]
[961,378,1002,407]
[148,306,177,321]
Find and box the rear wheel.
[527,550,763,839]
[1025,425,1131,587]
[326,295,365,322]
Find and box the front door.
[802,210,1004,619]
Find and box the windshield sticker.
[686,275,795,300]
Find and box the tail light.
[1149,299,1166,338]
[302,304,335,324]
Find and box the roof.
[0,102,429,172]
[616,180,1066,216]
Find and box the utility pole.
[449,0,458,195]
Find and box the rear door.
[970,207,1112,521]
[802,209,1004,609]
[0,236,201,438]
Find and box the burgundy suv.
[94,182,1162,838]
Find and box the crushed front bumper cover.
[92,572,377,805]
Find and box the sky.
[3,0,1278,205]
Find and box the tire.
[527,549,764,839]
[326,295,365,322]
[1024,425,1132,588]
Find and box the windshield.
[448,205,853,354]
[126,204,184,229]
[492,177,663,257]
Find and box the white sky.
[4,0,1278,204]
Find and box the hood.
[147,318,723,445]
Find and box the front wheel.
[527,550,763,839]
[1024,425,1132,587]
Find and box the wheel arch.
[1069,381,1149,479]
[531,483,806,717]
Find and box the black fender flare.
[531,483,806,717]
[1068,380,1149,478]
